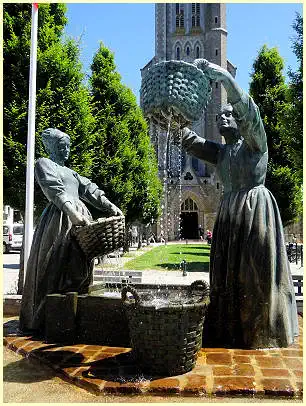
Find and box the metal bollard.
[181,259,187,276]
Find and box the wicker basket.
[140,60,212,130]
[71,216,125,260]
[121,281,209,376]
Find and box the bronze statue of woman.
[19,128,123,334]
[177,59,298,348]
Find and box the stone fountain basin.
[45,283,200,347]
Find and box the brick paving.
[3,316,303,399]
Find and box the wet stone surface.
[3,315,303,399]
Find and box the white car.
[3,223,24,253]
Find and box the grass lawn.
[123,244,210,272]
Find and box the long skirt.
[203,185,299,349]
[19,203,93,333]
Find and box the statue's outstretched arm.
[180,128,222,165]
[76,173,123,216]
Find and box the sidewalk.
[3,243,303,402]
[3,315,303,400]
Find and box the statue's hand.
[194,59,228,82]
[70,211,90,226]
[171,126,190,146]
[109,204,124,217]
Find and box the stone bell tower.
[141,3,236,241]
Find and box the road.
[3,252,21,295]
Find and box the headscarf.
[41,128,70,155]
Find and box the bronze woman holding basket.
[180,60,298,348]
[145,58,298,348]
[19,128,123,334]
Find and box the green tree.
[89,43,162,228]
[249,45,302,225]
[279,13,303,184]
[4,3,95,216]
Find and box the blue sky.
[65,3,303,103]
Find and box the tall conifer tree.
[4,3,95,216]
[249,45,302,225]
[279,13,303,184]
[89,43,162,226]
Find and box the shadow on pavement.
[157,262,209,272]
[3,356,57,383]
[172,251,210,257]
[83,351,163,382]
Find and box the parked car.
[3,223,24,253]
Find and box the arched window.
[176,47,181,60]
[196,46,200,58]
[192,3,200,27]
[176,3,184,28]
[186,46,190,56]
[181,198,198,212]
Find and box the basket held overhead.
[140,60,212,131]
[71,216,125,260]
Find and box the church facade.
[141,3,236,241]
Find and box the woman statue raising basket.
[182,60,298,348]
[19,128,123,334]
[159,59,298,349]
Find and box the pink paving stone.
[233,355,251,364]
[206,353,232,365]
[232,364,255,376]
[102,347,131,353]
[75,377,105,393]
[61,366,90,378]
[213,377,256,395]
[292,369,303,378]
[261,368,290,378]
[103,381,146,394]
[260,378,295,397]
[283,357,303,370]
[212,365,232,376]
[149,378,181,394]
[233,349,267,355]
[255,356,286,368]
[280,349,303,357]
[183,374,207,394]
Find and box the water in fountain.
[95,249,125,295]
[177,127,184,269]
[137,288,204,309]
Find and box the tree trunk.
[123,224,130,253]
[137,224,143,250]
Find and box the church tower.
[141,3,236,240]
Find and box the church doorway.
[180,198,199,239]
[180,212,198,239]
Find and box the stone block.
[45,292,77,344]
